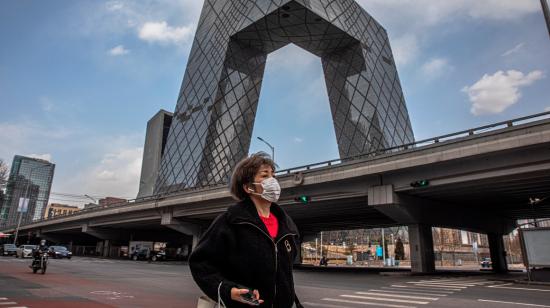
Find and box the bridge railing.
[275,110,550,175]
[6,111,550,230]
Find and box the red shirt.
[259,213,279,239]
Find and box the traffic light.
[410,180,430,188]
[294,195,311,204]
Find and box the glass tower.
[155,0,415,194]
[0,156,55,227]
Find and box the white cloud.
[357,0,539,65]
[85,147,143,197]
[138,21,194,45]
[545,107,550,112]
[502,43,525,57]
[27,153,52,162]
[358,0,539,28]
[293,137,304,143]
[109,45,130,56]
[421,58,452,78]
[466,1,540,20]
[462,70,545,116]
[391,35,419,67]
[0,121,72,163]
[40,97,55,112]
[105,1,124,11]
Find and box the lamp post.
[13,163,50,245]
[257,137,275,162]
[84,194,97,204]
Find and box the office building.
[0,155,55,227]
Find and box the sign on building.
[17,198,29,213]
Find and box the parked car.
[48,246,72,259]
[1,244,17,256]
[130,248,166,261]
[480,257,492,268]
[16,245,37,258]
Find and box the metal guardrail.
[274,110,550,175]
[4,111,550,230]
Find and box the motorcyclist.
[31,239,49,267]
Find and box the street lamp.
[257,136,275,162]
[84,194,97,204]
[13,163,51,245]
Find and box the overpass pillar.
[408,224,436,274]
[488,233,508,273]
[160,210,202,250]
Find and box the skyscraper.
[137,110,173,199]
[0,156,55,227]
[155,0,414,194]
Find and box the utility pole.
[382,228,386,266]
[542,0,550,39]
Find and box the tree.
[0,159,8,189]
[394,237,405,260]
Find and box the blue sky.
[0,0,549,206]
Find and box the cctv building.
[154,0,414,194]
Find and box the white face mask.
[250,177,281,203]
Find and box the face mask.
[250,177,281,203]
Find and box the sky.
[0,0,549,206]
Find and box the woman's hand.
[230,287,264,305]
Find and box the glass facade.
[155,0,414,194]
[0,156,55,227]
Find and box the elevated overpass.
[3,112,550,273]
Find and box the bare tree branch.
[0,159,9,188]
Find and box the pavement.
[1,256,550,307]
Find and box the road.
[1,256,549,308]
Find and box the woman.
[190,152,302,307]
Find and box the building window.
[461,231,469,245]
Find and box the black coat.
[189,198,302,308]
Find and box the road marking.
[382,286,454,294]
[322,298,416,308]
[0,303,18,305]
[356,292,439,301]
[487,283,550,292]
[391,284,461,291]
[340,295,429,305]
[409,281,478,287]
[303,302,356,308]
[374,288,449,296]
[478,299,550,307]
[406,282,468,288]
[0,298,7,301]
[418,279,489,284]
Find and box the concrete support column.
[161,209,202,251]
[103,240,110,258]
[293,235,304,265]
[488,233,508,273]
[408,224,436,273]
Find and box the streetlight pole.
[13,163,49,245]
[542,0,550,39]
[84,194,97,204]
[257,137,275,162]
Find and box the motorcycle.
[30,252,48,274]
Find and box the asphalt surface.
[1,256,549,308]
